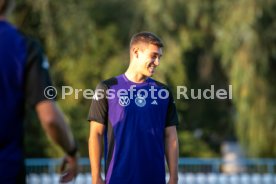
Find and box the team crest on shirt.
[119,96,130,107]
[135,94,146,107]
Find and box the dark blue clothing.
[88,74,178,184]
[0,20,52,183]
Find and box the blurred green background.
[12,0,276,158]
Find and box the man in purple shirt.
[88,32,179,184]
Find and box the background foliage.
[12,0,276,158]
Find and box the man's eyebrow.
[151,52,162,56]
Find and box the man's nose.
[154,58,160,66]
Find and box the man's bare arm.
[36,100,78,182]
[165,126,179,184]
[89,121,105,184]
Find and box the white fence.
[27,173,276,184]
[25,158,276,184]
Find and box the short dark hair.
[0,0,15,16]
[130,31,164,48]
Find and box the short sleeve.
[24,38,53,107]
[87,82,108,125]
[165,89,179,127]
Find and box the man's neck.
[124,69,148,83]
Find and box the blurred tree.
[14,0,140,157]
[215,0,276,157]
[12,0,276,158]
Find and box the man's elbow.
[40,114,59,128]
[36,100,63,128]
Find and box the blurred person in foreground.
[88,32,179,184]
[0,0,78,183]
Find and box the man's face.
[136,44,163,77]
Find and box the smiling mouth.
[148,66,155,73]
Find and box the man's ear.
[132,47,139,59]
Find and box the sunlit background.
[10,0,276,183]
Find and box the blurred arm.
[36,100,75,152]
[36,100,78,182]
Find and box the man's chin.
[148,73,154,77]
[147,70,155,76]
